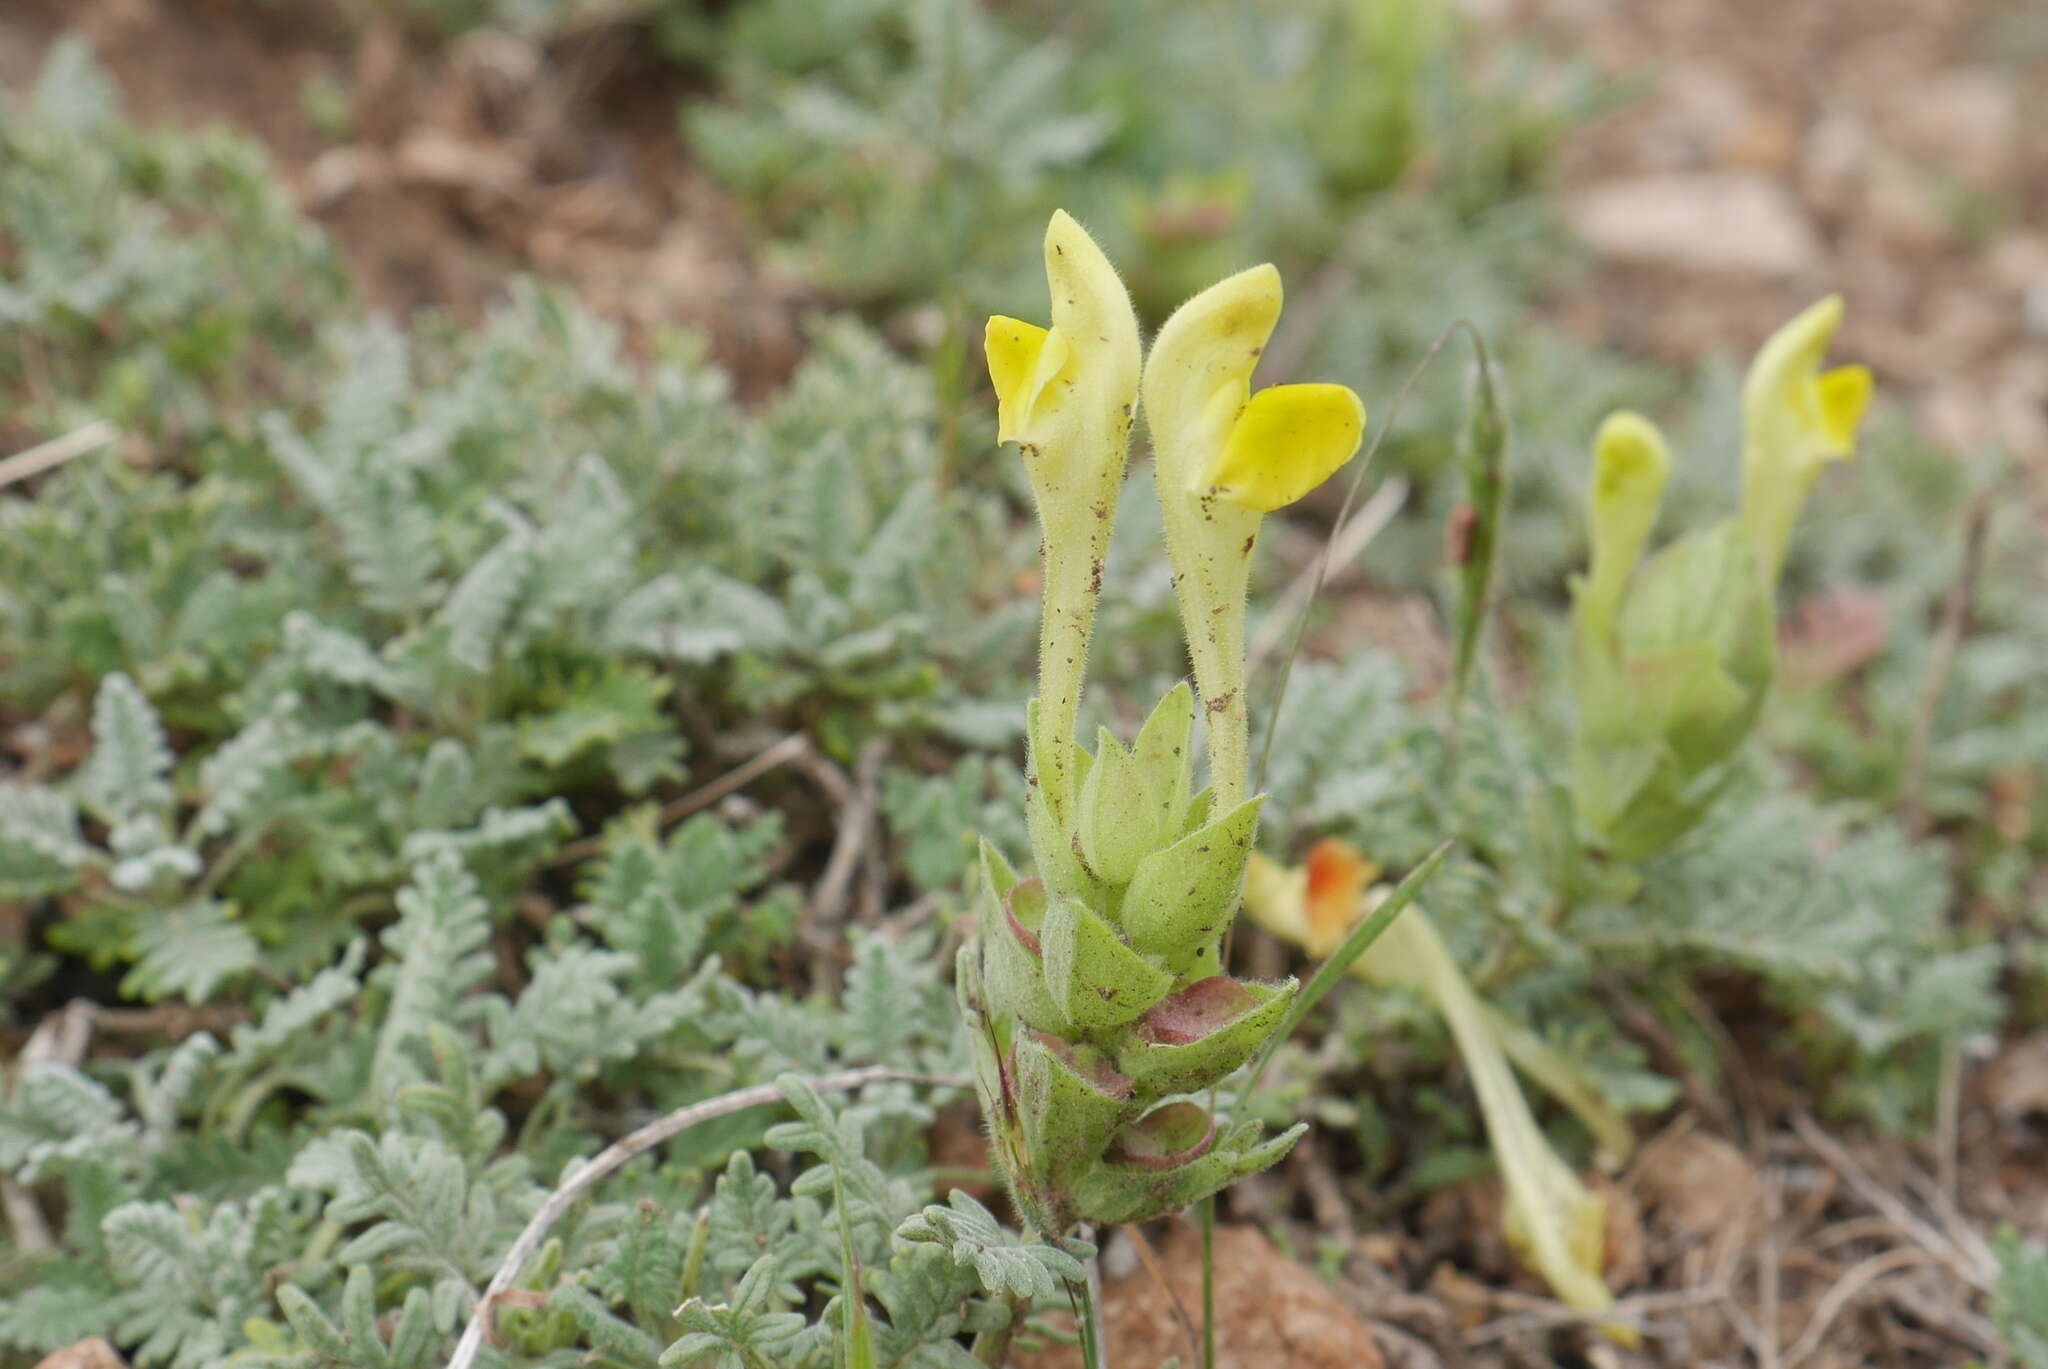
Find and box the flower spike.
[1583,411,1672,636]
[964,230,1322,1239]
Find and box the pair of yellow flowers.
[987,212,1367,519]
[984,210,1366,818]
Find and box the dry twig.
[0,420,118,492]
[1758,1168,1783,1369]
[1780,1246,1942,1368]
[546,731,812,869]
[799,737,888,991]
[1790,1113,1993,1292]
[1461,1283,1730,1345]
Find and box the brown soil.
[1527,0,2048,471]
[0,0,807,398]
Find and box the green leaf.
[121,902,258,1004]
[0,785,93,898]
[895,1191,1088,1300]
[81,672,174,824]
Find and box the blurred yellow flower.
[1740,293,1872,584]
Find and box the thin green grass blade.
[1200,1197,1216,1369]
[832,1160,875,1369]
[1238,839,1455,1101]
[1448,338,1509,722]
[1252,321,1493,797]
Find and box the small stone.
[1632,1128,1761,1271]
[1987,1032,2048,1120]
[1567,173,1820,277]
[33,1341,126,1369]
[1800,112,1871,219]
[1883,68,2018,189]
[1987,234,2048,293]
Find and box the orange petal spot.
[1304,837,1377,951]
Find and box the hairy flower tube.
[1142,264,1365,809]
[1571,297,1871,859]
[961,221,1333,1239]
[986,209,1143,828]
[1242,839,1638,1344]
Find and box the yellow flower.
[985,316,1071,448]
[984,210,1142,463]
[1740,294,1872,585]
[984,211,1143,838]
[1141,264,1365,806]
[1199,382,1368,512]
[1145,265,1366,516]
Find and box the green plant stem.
[290,1218,343,1281]
[679,1207,711,1303]
[1200,1197,1217,1369]
[969,1292,1031,1367]
[1202,650,1251,816]
[1075,1257,1109,1369]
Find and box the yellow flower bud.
[1583,411,1672,635]
[984,316,1071,447]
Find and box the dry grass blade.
[1122,1224,1202,1364]
[546,731,813,868]
[1901,489,1994,835]
[1790,1113,1993,1291]
[0,420,118,491]
[1252,320,1494,798]
[1779,1246,1942,1368]
[1246,476,1409,672]
[800,737,889,991]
